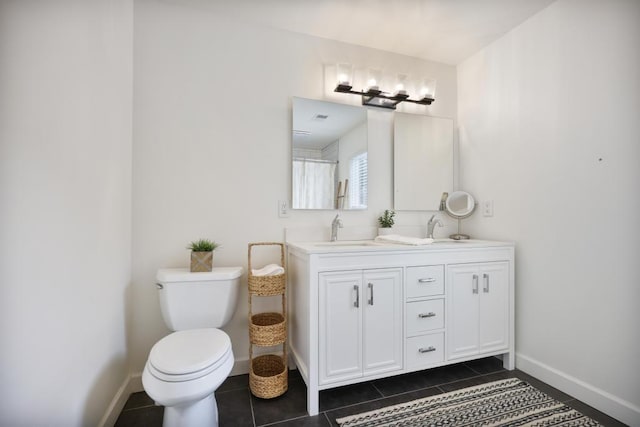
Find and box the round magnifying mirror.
[443,191,476,239]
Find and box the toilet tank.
[156,267,243,331]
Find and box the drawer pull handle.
[483,273,490,293]
[353,285,359,308]
[418,278,436,283]
[418,312,436,318]
[419,346,436,353]
[472,274,479,294]
[368,282,374,306]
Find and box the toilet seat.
[148,328,231,382]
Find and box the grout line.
[259,414,319,427]
[121,403,157,412]
[323,411,333,426]
[463,361,483,376]
[249,391,257,427]
[370,382,385,398]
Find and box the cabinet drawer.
[406,299,444,336]
[406,333,444,369]
[406,265,444,298]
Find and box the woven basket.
[249,354,288,399]
[248,242,286,296]
[250,312,286,346]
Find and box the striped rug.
[336,378,601,426]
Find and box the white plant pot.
[378,228,394,236]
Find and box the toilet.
[142,267,243,427]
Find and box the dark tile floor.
[115,357,626,427]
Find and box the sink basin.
[314,241,381,247]
[432,238,473,243]
[432,238,454,243]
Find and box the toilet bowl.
[143,267,243,427]
[142,329,233,426]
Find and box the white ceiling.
[206,0,557,64]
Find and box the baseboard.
[516,353,640,426]
[231,357,250,376]
[97,374,137,427]
[129,372,143,393]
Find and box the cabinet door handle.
[483,273,490,293]
[472,274,479,294]
[353,285,359,308]
[418,278,436,283]
[418,312,436,318]
[368,282,374,305]
[418,346,436,353]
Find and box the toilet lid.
[149,329,231,376]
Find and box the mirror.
[292,97,368,210]
[442,191,476,240]
[444,191,476,219]
[393,113,453,211]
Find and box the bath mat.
[336,378,601,426]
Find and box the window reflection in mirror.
[292,97,368,210]
[393,113,453,211]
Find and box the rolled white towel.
[251,263,285,276]
[374,234,434,246]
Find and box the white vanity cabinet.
[287,240,514,416]
[447,262,510,360]
[319,269,402,385]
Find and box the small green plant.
[378,210,396,228]
[187,239,219,252]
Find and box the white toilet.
[142,267,243,427]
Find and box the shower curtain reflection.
[292,159,337,209]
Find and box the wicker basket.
[250,312,286,346]
[248,242,288,399]
[248,242,286,296]
[249,354,288,399]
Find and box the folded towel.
[374,234,434,246]
[251,263,285,276]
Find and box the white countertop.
[287,239,514,254]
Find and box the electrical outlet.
[482,200,494,217]
[278,200,290,218]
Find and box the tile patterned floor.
[115,357,626,427]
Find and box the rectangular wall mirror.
[292,97,368,210]
[394,113,453,211]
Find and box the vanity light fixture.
[334,64,435,110]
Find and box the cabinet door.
[448,262,510,360]
[478,262,509,353]
[319,272,363,384]
[447,264,480,359]
[363,269,403,375]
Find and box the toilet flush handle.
[156,283,164,289]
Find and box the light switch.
[482,200,494,217]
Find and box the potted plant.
[377,210,396,235]
[187,239,219,272]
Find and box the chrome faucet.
[330,214,343,242]
[427,215,443,239]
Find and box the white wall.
[0,1,133,425]
[458,0,640,424]
[132,0,457,376]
